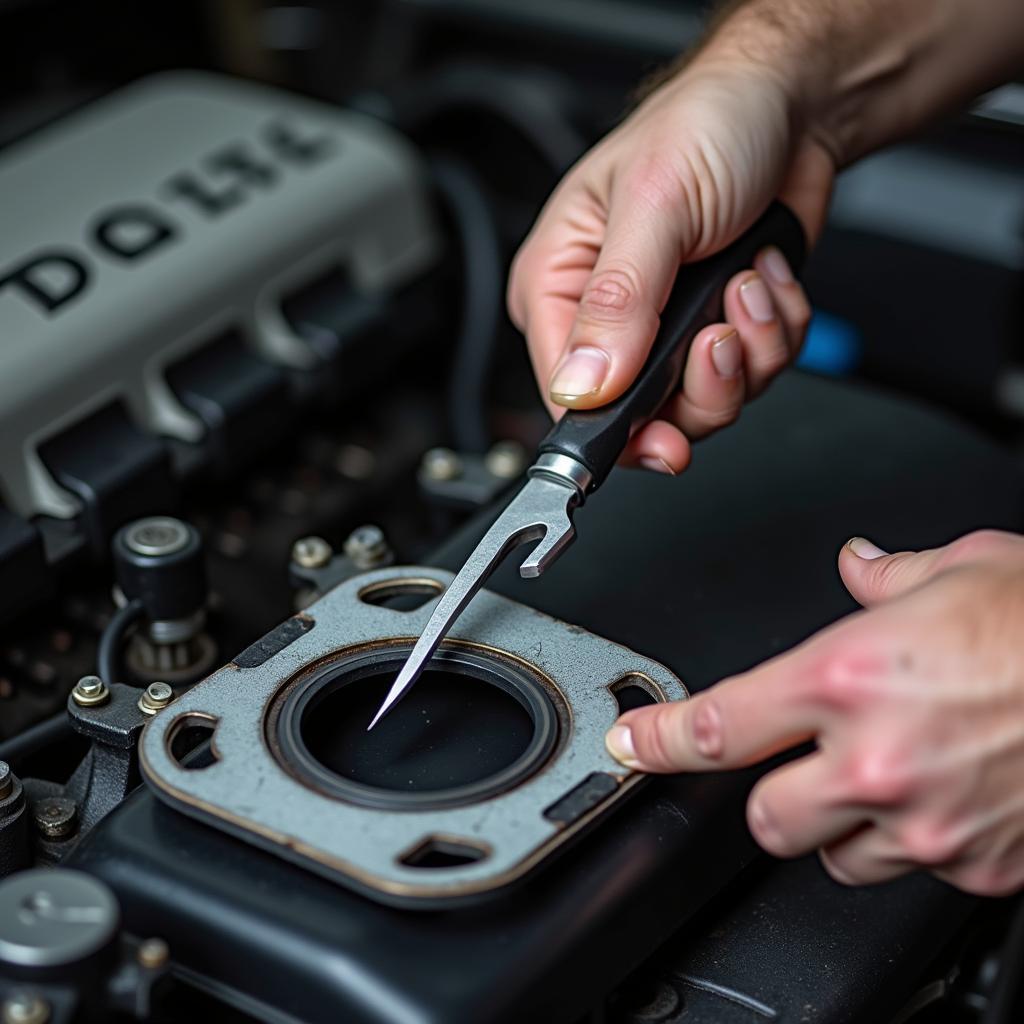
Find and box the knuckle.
[637,707,681,768]
[749,338,790,380]
[578,266,643,322]
[844,747,916,805]
[894,818,963,866]
[947,529,1014,566]
[619,157,685,214]
[813,649,874,708]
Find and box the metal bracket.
[139,566,686,907]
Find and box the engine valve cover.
[139,567,686,906]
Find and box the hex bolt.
[138,681,174,716]
[71,674,110,708]
[137,937,170,970]
[343,525,392,570]
[122,516,190,558]
[485,441,528,481]
[32,798,78,841]
[421,447,462,482]
[0,761,12,801]
[2,993,50,1024]
[291,536,333,570]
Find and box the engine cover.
[0,72,437,521]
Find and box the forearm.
[700,0,1024,165]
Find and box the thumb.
[548,188,685,410]
[839,537,947,607]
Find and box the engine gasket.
[139,566,687,907]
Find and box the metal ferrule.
[527,453,593,497]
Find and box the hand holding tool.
[368,202,806,729]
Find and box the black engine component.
[65,371,1024,1023]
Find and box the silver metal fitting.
[137,937,170,970]
[343,525,392,570]
[0,762,12,801]
[421,447,462,482]
[291,536,333,570]
[71,675,110,708]
[122,516,190,558]
[32,798,78,841]
[138,682,174,716]
[485,441,527,481]
[2,993,50,1024]
[527,452,593,496]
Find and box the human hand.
[507,52,834,474]
[606,530,1024,896]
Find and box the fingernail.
[549,346,611,403]
[848,536,888,560]
[760,246,794,285]
[605,724,640,767]
[639,456,676,476]
[692,701,723,758]
[710,329,742,378]
[739,275,774,323]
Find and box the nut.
[2,994,50,1024]
[485,441,527,481]
[343,525,392,570]
[0,761,12,801]
[138,681,174,716]
[421,447,462,482]
[32,797,78,841]
[291,536,333,570]
[137,937,170,970]
[71,674,109,708]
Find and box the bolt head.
[485,441,527,481]
[138,681,174,715]
[0,761,11,801]
[2,993,50,1024]
[137,937,170,970]
[421,447,462,482]
[71,675,109,707]
[123,516,190,558]
[291,536,333,570]
[342,525,390,569]
[32,797,78,841]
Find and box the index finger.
[606,642,824,773]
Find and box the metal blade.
[367,475,581,729]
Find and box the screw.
[32,797,78,841]
[137,937,170,970]
[291,536,333,570]
[343,525,392,570]
[138,681,174,716]
[2,993,50,1024]
[421,447,462,482]
[0,761,12,801]
[485,441,527,481]
[71,674,109,708]
[123,516,190,557]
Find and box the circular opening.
[271,645,559,811]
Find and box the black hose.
[97,598,144,689]
[430,156,504,454]
[0,711,72,766]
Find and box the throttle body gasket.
[140,566,687,907]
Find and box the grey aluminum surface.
[0,72,437,519]
[140,566,687,906]
[0,869,119,968]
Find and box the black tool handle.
[538,201,806,493]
